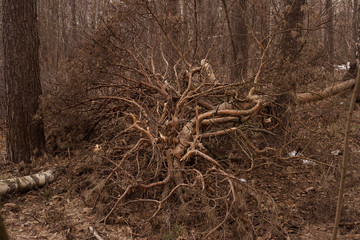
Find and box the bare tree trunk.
[331,40,360,240]
[69,1,77,60]
[354,0,359,61]
[281,0,306,61]
[71,1,77,42]
[259,0,270,54]
[0,1,4,120]
[52,0,60,72]
[325,0,334,73]
[60,4,68,60]
[3,0,46,163]
[79,0,89,29]
[0,214,9,240]
[277,0,306,93]
[91,0,99,29]
[231,0,248,82]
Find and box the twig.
[93,138,146,208]
[103,185,134,224]
[201,117,238,125]
[180,149,221,168]
[190,105,200,150]
[95,96,148,118]
[236,129,276,154]
[89,226,105,240]
[200,127,239,138]
[130,113,155,142]
[145,182,193,221]
[247,12,283,99]
[203,173,235,239]
[280,156,335,168]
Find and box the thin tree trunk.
[260,0,270,54]
[332,4,360,239]
[71,1,77,42]
[325,0,334,73]
[353,0,359,60]
[69,1,77,60]
[230,0,248,82]
[0,214,9,240]
[331,59,360,240]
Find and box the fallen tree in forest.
[296,78,355,103]
[55,55,351,238]
[0,167,61,195]
[41,3,358,237]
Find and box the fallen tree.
[69,55,349,238]
[42,3,358,237]
[0,167,61,195]
[296,78,355,103]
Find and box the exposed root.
[58,29,321,236]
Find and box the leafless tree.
[325,0,334,73]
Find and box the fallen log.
[295,79,355,104]
[0,167,61,195]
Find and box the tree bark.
[281,0,306,61]
[353,0,359,61]
[259,0,270,54]
[3,0,46,163]
[0,214,9,240]
[325,0,334,73]
[0,167,60,195]
[231,0,248,82]
[71,1,77,43]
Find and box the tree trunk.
[3,0,46,163]
[281,0,306,61]
[325,0,334,73]
[277,0,306,93]
[71,1,77,42]
[0,214,9,240]
[354,0,359,61]
[230,0,248,82]
[259,0,270,54]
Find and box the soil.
[1,93,360,240]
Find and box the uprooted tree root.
[64,57,290,238]
[41,3,355,237]
[71,58,348,238]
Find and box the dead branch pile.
[40,1,353,238]
[75,56,281,238]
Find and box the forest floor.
[1,93,360,240]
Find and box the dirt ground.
[1,93,360,240]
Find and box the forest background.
[1,0,360,239]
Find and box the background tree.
[354,0,359,59]
[281,0,306,63]
[0,215,9,240]
[3,0,45,163]
[325,0,334,73]
[222,0,248,82]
